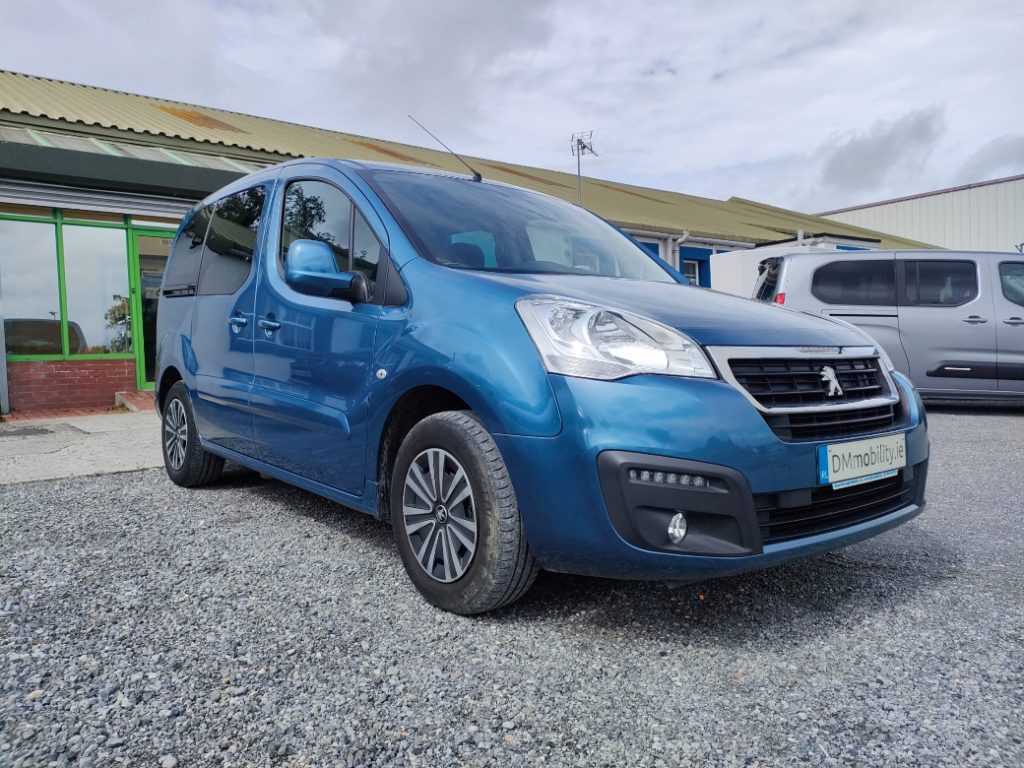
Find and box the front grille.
[729,357,885,408]
[764,404,897,441]
[755,471,915,544]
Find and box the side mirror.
[284,239,370,303]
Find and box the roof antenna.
[408,115,482,182]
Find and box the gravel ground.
[1,409,1022,767]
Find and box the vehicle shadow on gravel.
[231,471,963,650]
[504,524,964,648]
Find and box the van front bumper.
[493,372,928,580]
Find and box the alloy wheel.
[402,448,478,583]
[164,398,188,471]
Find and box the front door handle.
[257,318,282,331]
[227,316,248,328]
[1004,317,1024,326]
[962,315,988,324]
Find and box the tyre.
[391,411,538,614]
[161,381,224,487]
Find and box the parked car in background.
[156,159,929,614]
[3,318,86,355]
[753,250,1024,404]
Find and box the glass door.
[130,231,177,389]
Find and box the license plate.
[817,433,906,489]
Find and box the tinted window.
[811,260,896,305]
[999,261,1024,307]
[163,207,211,293]
[364,169,674,282]
[754,258,781,301]
[281,180,351,272]
[198,186,265,295]
[902,260,977,306]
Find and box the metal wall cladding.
[824,176,1024,252]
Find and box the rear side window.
[999,261,1024,307]
[811,260,896,305]
[163,207,212,295]
[198,186,266,296]
[753,258,782,301]
[902,260,977,306]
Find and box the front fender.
[370,312,562,438]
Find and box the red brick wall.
[6,359,136,413]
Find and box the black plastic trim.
[598,451,760,556]
[926,360,999,379]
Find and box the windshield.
[363,169,675,283]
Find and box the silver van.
[752,250,1024,403]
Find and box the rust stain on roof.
[593,181,671,205]
[156,105,246,133]
[480,163,572,189]
[349,139,439,166]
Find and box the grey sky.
[3,0,1022,212]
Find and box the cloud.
[1,0,1022,214]
[817,106,946,192]
[957,135,1024,182]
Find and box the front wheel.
[161,381,224,487]
[391,411,538,614]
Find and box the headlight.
[516,295,717,381]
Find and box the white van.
[752,250,1024,403]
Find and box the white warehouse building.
[819,174,1024,253]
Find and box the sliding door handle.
[962,315,988,324]
[1004,317,1024,326]
[227,316,248,328]
[257,318,282,331]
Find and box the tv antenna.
[571,131,597,205]
[408,115,481,182]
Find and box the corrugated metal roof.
[0,69,932,248]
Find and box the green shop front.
[0,204,182,411]
[0,119,263,413]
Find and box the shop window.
[62,225,132,354]
[0,219,62,355]
[198,186,266,295]
[811,260,896,305]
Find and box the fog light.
[667,512,688,543]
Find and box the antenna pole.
[570,131,597,206]
[577,146,582,205]
[408,115,482,182]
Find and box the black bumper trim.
[598,452,761,556]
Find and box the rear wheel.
[391,411,538,614]
[162,381,224,487]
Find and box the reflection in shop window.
[0,219,62,355]
[62,225,131,354]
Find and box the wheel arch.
[156,366,183,415]
[375,385,472,521]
